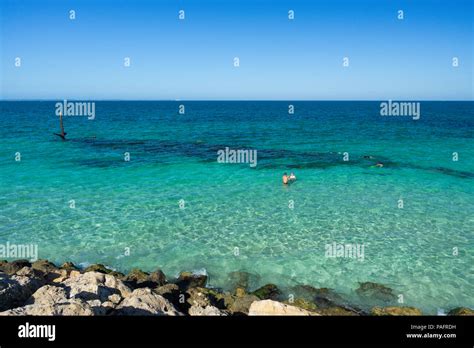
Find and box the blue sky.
[0,0,472,100]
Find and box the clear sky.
[0,0,472,100]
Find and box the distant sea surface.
[0,101,473,313]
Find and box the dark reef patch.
[65,137,473,179]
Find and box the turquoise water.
[0,101,473,313]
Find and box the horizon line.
[1,99,473,102]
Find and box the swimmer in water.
[282,173,289,184]
[289,172,296,181]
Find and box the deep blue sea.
[0,101,473,313]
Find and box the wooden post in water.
[54,111,67,140]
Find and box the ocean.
[0,101,473,313]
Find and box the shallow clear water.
[0,101,473,313]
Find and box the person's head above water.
[283,172,287,176]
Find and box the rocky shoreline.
[0,259,472,316]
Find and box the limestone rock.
[1,278,125,316]
[0,269,45,311]
[51,269,69,283]
[228,294,260,315]
[2,283,94,316]
[234,287,246,298]
[31,259,58,274]
[186,287,213,308]
[27,285,68,305]
[248,300,317,316]
[371,306,422,316]
[30,260,70,283]
[0,260,32,275]
[0,299,94,315]
[285,298,318,312]
[448,307,474,316]
[69,270,81,278]
[115,288,182,316]
[183,287,228,314]
[189,305,228,316]
[108,293,122,304]
[290,285,349,307]
[84,263,112,274]
[176,271,207,290]
[83,264,124,278]
[62,271,131,302]
[61,262,78,271]
[149,269,167,286]
[123,268,167,289]
[103,272,132,297]
[155,283,180,303]
[123,269,149,286]
[318,306,360,316]
[285,295,362,316]
[87,299,110,315]
[252,284,280,300]
[101,301,116,310]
